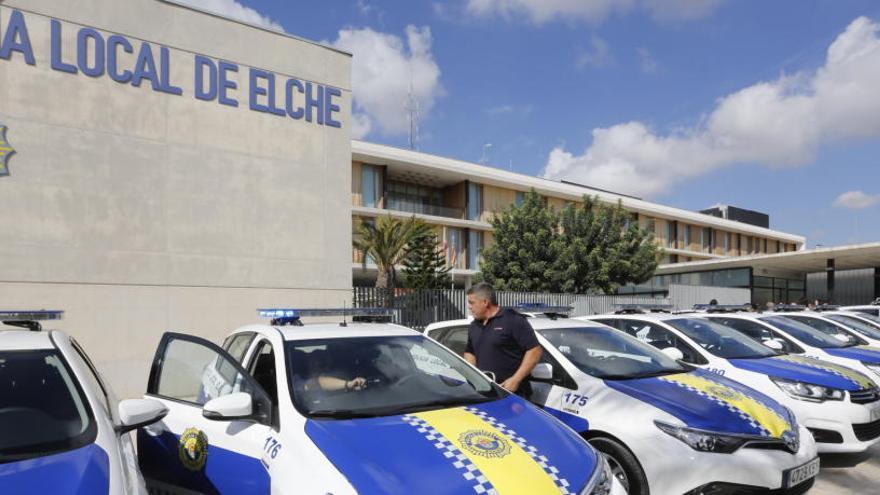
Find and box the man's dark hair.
[467,282,498,305]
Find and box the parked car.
[578,311,880,453]
[426,312,819,495]
[0,310,168,494]
[136,308,623,495]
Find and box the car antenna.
[340,301,348,327]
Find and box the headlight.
[654,421,749,453]
[581,454,613,495]
[771,378,845,402]
[862,362,880,377]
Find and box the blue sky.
[190,0,880,247]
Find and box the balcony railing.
[385,194,464,219]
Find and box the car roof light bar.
[257,308,396,326]
[0,310,64,332]
[693,304,750,313]
[613,303,674,314]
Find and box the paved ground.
[813,443,880,493]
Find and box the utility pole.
[405,68,420,151]
[480,143,492,165]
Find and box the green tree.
[477,190,560,292]
[354,215,431,289]
[552,196,660,294]
[402,231,451,289]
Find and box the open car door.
[137,332,274,494]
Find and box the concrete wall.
[0,1,352,397]
[808,269,876,305]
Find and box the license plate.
[783,458,820,488]
[871,407,880,422]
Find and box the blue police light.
[257,308,397,326]
[514,303,574,318]
[613,303,674,314]
[0,310,64,332]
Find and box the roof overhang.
[656,242,880,277]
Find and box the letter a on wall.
[0,126,15,177]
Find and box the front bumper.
[792,397,880,453]
[638,425,818,494]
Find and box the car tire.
[588,436,650,495]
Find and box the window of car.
[0,350,98,464]
[759,316,851,349]
[435,326,470,356]
[539,326,688,380]
[610,319,708,365]
[223,332,256,364]
[784,315,865,346]
[153,338,253,406]
[705,317,803,354]
[535,345,578,389]
[825,314,880,341]
[247,341,278,405]
[666,318,779,359]
[285,336,501,418]
[69,339,112,414]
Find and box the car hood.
[605,368,797,441]
[824,346,880,365]
[730,354,874,391]
[0,444,109,494]
[306,395,595,495]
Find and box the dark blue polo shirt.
[465,308,540,384]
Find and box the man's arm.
[500,346,542,393]
[463,352,477,366]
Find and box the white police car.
[579,310,880,454]
[819,309,880,345]
[426,310,818,495]
[782,310,880,347]
[840,300,880,317]
[136,308,623,495]
[0,311,168,494]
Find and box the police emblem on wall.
[178,427,209,471]
[459,430,512,459]
[0,125,15,177]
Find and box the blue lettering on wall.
[0,10,35,65]
[0,9,344,129]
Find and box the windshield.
[666,318,778,359]
[539,326,688,380]
[759,316,851,348]
[286,336,501,418]
[0,350,97,464]
[825,314,880,340]
[784,315,863,345]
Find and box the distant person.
[748,303,759,313]
[463,282,542,398]
[765,301,776,312]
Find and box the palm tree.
[354,215,431,289]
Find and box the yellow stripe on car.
[775,354,875,390]
[414,408,563,494]
[662,373,792,438]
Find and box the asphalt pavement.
[813,443,880,493]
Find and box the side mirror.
[116,399,168,434]
[531,363,553,380]
[203,392,253,421]
[833,334,851,343]
[660,347,684,361]
[763,339,784,351]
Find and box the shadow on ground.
[813,443,880,494]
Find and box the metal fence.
[352,284,751,330]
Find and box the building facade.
[0,0,353,397]
[351,141,805,288]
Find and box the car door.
[138,332,274,495]
[528,345,588,432]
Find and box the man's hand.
[346,377,367,391]
[499,376,521,392]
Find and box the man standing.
[463,283,542,397]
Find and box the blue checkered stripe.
[401,414,498,495]
[464,407,572,495]
[776,355,864,389]
[659,375,793,441]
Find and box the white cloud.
[637,47,657,73]
[462,0,719,25]
[833,191,880,209]
[465,0,634,25]
[543,16,880,198]
[177,0,284,31]
[328,26,443,138]
[642,0,724,23]
[576,35,614,69]
[487,104,534,117]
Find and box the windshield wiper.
[601,368,687,380]
[392,396,493,415]
[308,409,385,419]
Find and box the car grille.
[686,478,815,495]
[850,388,880,404]
[853,419,880,442]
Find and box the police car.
[817,309,880,345]
[577,309,880,454]
[840,299,880,317]
[0,310,168,494]
[699,309,880,387]
[426,308,819,495]
[136,308,623,495]
[782,309,880,347]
